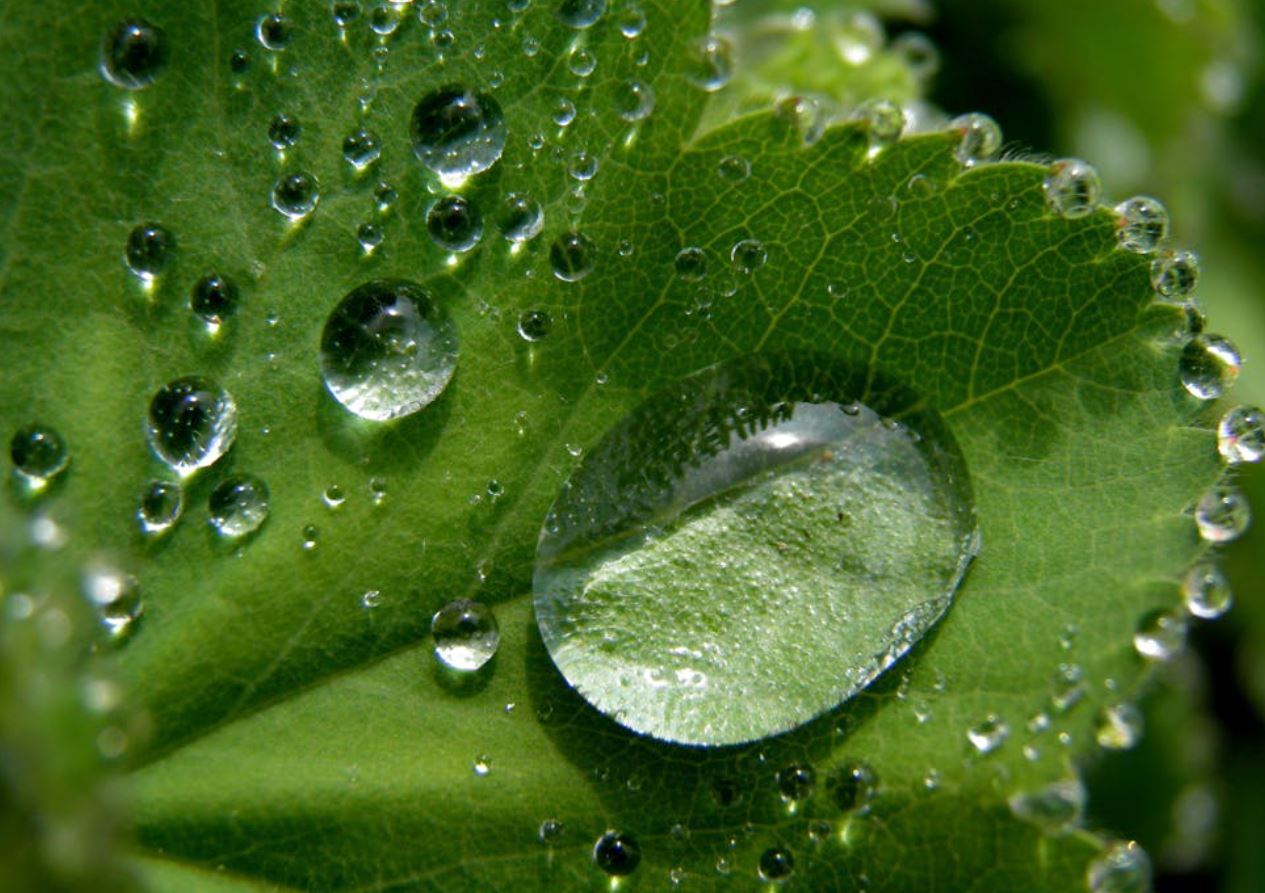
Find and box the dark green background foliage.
[1,0,1263,891]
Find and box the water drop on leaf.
[137,480,183,535]
[426,194,483,252]
[100,19,168,90]
[550,231,595,282]
[271,172,320,220]
[190,273,239,328]
[1087,841,1152,893]
[517,309,552,341]
[496,192,544,242]
[256,14,294,50]
[1194,485,1250,543]
[1182,561,1233,619]
[1150,249,1200,298]
[948,112,1001,166]
[1095,702,1143,750]
[9,424,69,489]
[1115,196,1169,253]
[125,223,172,280]
[1132,610,1187,660]
[684,34,733,92]
[758,847,794,882]
[967,714,1009,753]
[343,128,382,171]
[1007,776,1085,834]
[146,377,237,476]
[1217,405,1265,464]
[1179,333,1240,399]
[208,474,270,539]
[1043,159,1101,218]
[558,0,606,29]
[432,599,499,671]
[593,831,640,876]
[410,85,506,179]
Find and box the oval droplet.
[190,273,239,328]
[532,353,978,745]
[1179,334,1240,400]
[856,99,904,151]
[268,113,300,149]
[125,222,172,280]
[431,598,499,671]
[9,424,69,489]
[146,377,238,476]
[550,231,595,282]
[1115,196,1169,254]
[100,18,168,90]
[208,474,270,539]
[271,172,319,220]
[1194,485,1250,543]
[1043,159,1101,218]
[320,279,458,422]
[137,480,183,535]
[1182,561,1233,619]
[758,847,794,883]
[615,80,655,122]
[256,13,294,50]
[496,192,544,242]
[829,761,877,812]
[674,246,707,281]
[410,85,506,180]
[1132,610,1187,660]
[1218,405,1265,465]
[426,194,483,252]
[593,831,640,876]
[777,763,815,801]
[82,563,143,640]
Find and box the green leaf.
[0,1,1231,891]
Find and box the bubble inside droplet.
[431,598,500,671]
[208,474,270,539]
[146,376,238,476]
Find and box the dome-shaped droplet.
[967,714,1009,753]
[829,761,877,812]
[427,194,483,252]
[730,238,767,273]
[256,14,294,50]
[82,563,143,639]
[948,112,1001,166]
[685,34,734,91]
[146,377,238,476]
[777,763,815,801]
[1179,333,1240,399]
[333,2,361,27]
[9,424,69,489]
[856,99,905,150]
[190,273,239,328]
[268,114,300,149]
[1151,249,1199,298]
[553,98,577,127]
[1043,159,1101,218]
[496,192,544,242]
[100,18,168,89]
[617,6,645,37]
[410,85,506,179]
[1087,841,1152,893]
[343,128,382,171]
[538,818,564,845]
[1007,776,1085,835]
[758,847,794,882]
[323,483,346,509]
[567,46,597,77]
[271,172,320,220]
[1218,406,1265,465]
[137,480,183,535]
[209,474,270,539]
[418,0,448,28]
[1115,196,1169,253]
[1133,610,1187,660]
[550,231,595,282]
[558,0,606,29]
[517,309,552,342]
[374,182,398,212]
[431,598,499,671]
[320,279,458,422]
[674,246,707,281]
[718,155,750,182]
[357,222,384,253]
[1194,485,1250,543]
[567,151,598,181]
[593,831,640,876]
[532,353,978,745]
[1182,561,1233,619]
[125,223,172,280]
[1096,702,1143,750]
[615,80,655,121]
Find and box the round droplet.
[1115,197,1169,253]
[777,764,815,801]
[829,762,877,812]
[208,474,270,539]
[615,80,655,121]
[82,564,143,639]
[9,425,69,488]
[674,247,707,281]
[497,192,544,242]
[1043,159,1101,218]
[369,3,401,35]
[1008,776,1085,835]
[718,155,750,182]
[949,112,1001,166]
[532,354,978,745]
[100,18,168,89]
[1087,841,1152,893]
[1150,250,1200,298]
[1133,610,1187,660]
[427,195,483,252]
[567,151,598,181]
[967,714,1009,753]
[1179,334,1240,399]
[333,2,361,27]
[357,222,384,252]
[343,128,382,171]
[567,46,597,77]
[268,114,300,148]
[323,484,346,509]
[418,0,448,28]
[685,34,733,91]
[758,847,794,882]
[856,99,904,150]
[256,14,293,50]
[1194,485,1250,543]
[1182,561,1233,619]
[432,598,499,671]
[1218,406,1265,464]
[146,377,238,476]
[374,182,398,212]
[229,49,250,74]
[517,309,552,342]
[125,223,172,280]
[539,818,565,845]
[593,831,640,876]
[553,98,577,127]
[190,273,239,328]
[137,480,183,535]
[410,85,506,179]
[271,172,320,220]
[320,279,458,422]
[1096,702,1143,750]
[730,238,767,273]
[301,524,319,550]
[558,0,606,29]
[550,231,595,282]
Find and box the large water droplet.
[208,474,270,539]
[1194,485,1250,543]
[101,19,168,89]
[758,847,794,882]
[593,831,639,876]
[190,273,239,329]
[1008,776,1085,834]
[431,598,499,670]
[550,231,595,282]
[532,353,978,745]
[320,279,458,421]
[1115,197,1169,253]
[410,85,506,179]
[1179,334,1241,399]
[558,0,606,29]
[146,377,238,476]
[1182,561,1233,619]
[427,195,483,252]
[9,424,69,489]
[125,223,172,280]
[1043,159,1101,218]
[1218,406,1264,465]
[1087,841,1152,893]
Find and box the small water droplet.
[891,31,940,81]
[550,231,595,281]
[948,112,1001,166]
[1218,406,1264,465]
[1096,702,1143,750]
[593,831,640,876]
[268,113,300,149]
[343,128,382,171]
[674,246,707,281]
[1182,561,1233,619]
[517,309,553,341]
[685,34,733,91]
[758,847,794,882]
[472,754,492,775]
[323,484,346,509]
[410,85,506,179]
[539,818,565,845]
[333,2,362,27]
[146,377,237,476]
[1179,333,1240,399]
[1194,485,1251,543]
[1133,610,1187,660]
[271,171,320,220]
[718,154,750,182]
[830,762,877,811]
[967,714,1009,753]
[495,192,544,243]
[82,563,143,639]
[1115,196,1169,253]
[1043,159,1101,218]
[1051,662,1085,712]
[320,279,458,421]
[357,222,384,253]
[301,524,320,550]
[137,480,183,535]
[361,589,382,609]
[368,2,402,35]
[256,14,294,50]
[125,222,172,280]
[777,763,815,801]
[432,598,499,670]
[552,98,576,127]
[567,46,597,77]
[427,194,483,252]
[618,7,646,38]
[190,273,239,329]
[1151,249,1199,298]
[100,18,168,89]
[615,79,655,121]
[418,0,448,28]
[374,182,398,212]
[567,151,599,181]
[9,425,69,489]
[856,99,905,152]
[208,474,270,539]
[1087,841,1152,893]
[730,238,767,273]
[558,0,606,29]
[1008,776,1085,834]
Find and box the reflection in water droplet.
[550,231,595,282]
[967,714,1009,753]
[730,238,767,273]
[856,99,904,152]
[1087,841,1152,893]
[567,46,597,77]
[9,425,69,489]
[1218,406,1265,465]
[256,14,293,50]
[497,192,544,243]
[777,763,815,801]
[685,34,733,91]
[343,128,382,171]
[1115,197,1169,253]
[301,524,319,550]
[517,309,552,342]
[830,761,877,812]
[1182,561,1233,619]
[533,354,978,745]
[82,563,143,639]
[427,195,483,252]
[432,598,499,670]
[271,172,320,220]
[320,279,458,421]
[1096,702,1143,750]
[208,474,270,539]
[137,480,183,535]
[593,831,640,876]
[268,113,300,148]
[1008,776,1085,834]
[1133,610,1187,660]
[410,85,506,179]
[147,377,238,476]
[948,113,1001,166]
[1194,485,1251,543]
[125,223,172,280]
[1151,250,1199,298]
[674,246,707,281]
[101,19,168,89]
[567,151,598,181]
[758,847,794,882]
[615,80,655,121]
[558,0,606,29]
[1179,334,1240,399]
[357,222,384,253]
[1043,159,1101,218]
[190,273,239,328]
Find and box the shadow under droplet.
[432,651,497,697]
[314,369,455,469]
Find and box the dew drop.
[1150,249,1199,298]
[718,155,750,182]
[1051,662,1085,712]
[1133,610,1187,660]
[550,231,596,282]
[1182,561,1233,619]
[1007,776,1085,835]
[856,99,905,151]
[567,46,597,77]
[618,7,646,38]
[1087,841,1152,893]
[593,831,640,876]
[558,0,606,29]
[496,192,544,242]
[674,246,707,281]
[256,14,294,50]
[374,182,398,212]
[432,598,499,671]
[271,171,320,220]
[517,309,552,342]
[323,484,346,509]
[1096,702,1143,750]
[758,847,794,882]
[146,377,238,476]
[567,151,599,181]
[368,3,401,35]
[361,589,382,609]
[685,34,734,91]
[1043,159,1101,218]
[615,80,655,121]
[82,564,143,640]
[730,238,767,273]
[333,2,362,27]
[410,85,506,179]
[1194,485,1250,543]
[891,31,940,81]
[229,49,250,75]
[208,474,270,539]
[427,194,483,252]
[948,112,1001,166]
[1218,406,1265,464]
[829,761,877,812]
[190,273,239,328]
[1179,334,1240,399]
[418,0,448,28]
[967,714,1009,753]
[357,222,384,253]
[777,763,815,801]
[9,425,69,489]
[553,98,577,127]
[538,818,565,845]
[125,223,172,280]
[343,128,383,171]
[1115,196,1169,253]
[301,524,320,550]
[100,18,168,90]
[268,113,300,149]
[137,480,183,535]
